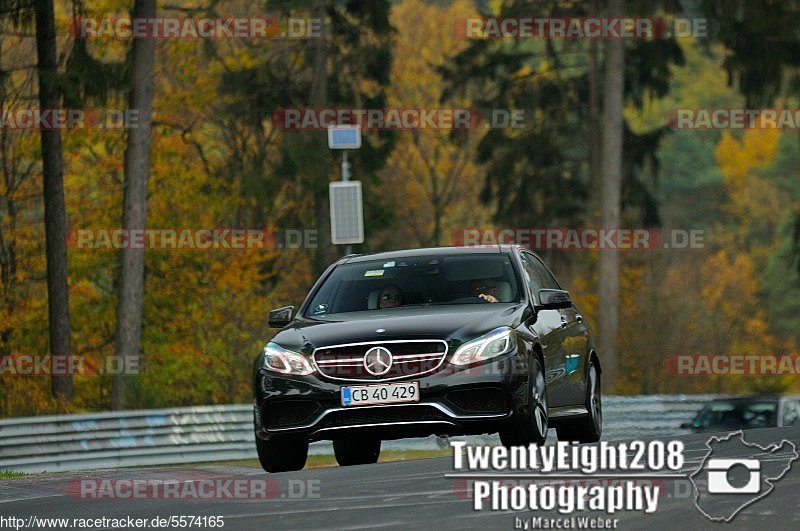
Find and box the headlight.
[451,327,516,366]
[263,342,314,375]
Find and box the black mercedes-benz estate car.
[252,246,602,472]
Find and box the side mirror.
[268,306,294,328]
[680,420,702,430]
[536,289,572,310]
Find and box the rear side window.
[781,398,800,426]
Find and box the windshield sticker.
[364,269,384,277]
[383,261,395,268]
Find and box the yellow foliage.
[380,0,490,247]
[714,127,785,267]
[716,129,780,184]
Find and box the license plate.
[341,381,420,407]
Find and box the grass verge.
[312,447,452,468]
[215,448,452,470]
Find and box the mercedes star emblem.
[364,346,393,376]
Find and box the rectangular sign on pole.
[329,181,364,245]
[328,125,362,150]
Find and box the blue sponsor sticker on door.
[565,355,580,375]
[342,387,351,406]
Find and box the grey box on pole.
[329,181,364,245]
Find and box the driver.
[471,278,499,303]
[378,284,402,309]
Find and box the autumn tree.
[380,0,488,248]
[216,0,396,274]
[442,0,683,393]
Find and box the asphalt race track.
[2,427,799,530]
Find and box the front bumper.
[253,353,528,442]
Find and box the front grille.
[315,405,451,430]
[264,400,321,429]
[444,388,509,415]
[313,340,448,381]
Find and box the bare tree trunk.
[431,167,442,246]
[34,0,72,401]
[587,0,601,223]
[112,0,156,409]
[310,0,334,273]
[598,0,626,391]
[432,205,442,247]
[642,253,656,394]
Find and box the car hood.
[270,304,527,354]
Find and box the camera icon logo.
[690,431,798,522]
[706,458,760,494]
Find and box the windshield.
[697,400,778,430]
[305,253,521,316]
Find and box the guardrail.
[0,396,713,473]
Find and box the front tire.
[556,359,602,443]
[499,357,548,446]
[255,435,308,473]
[333,437,381,466]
